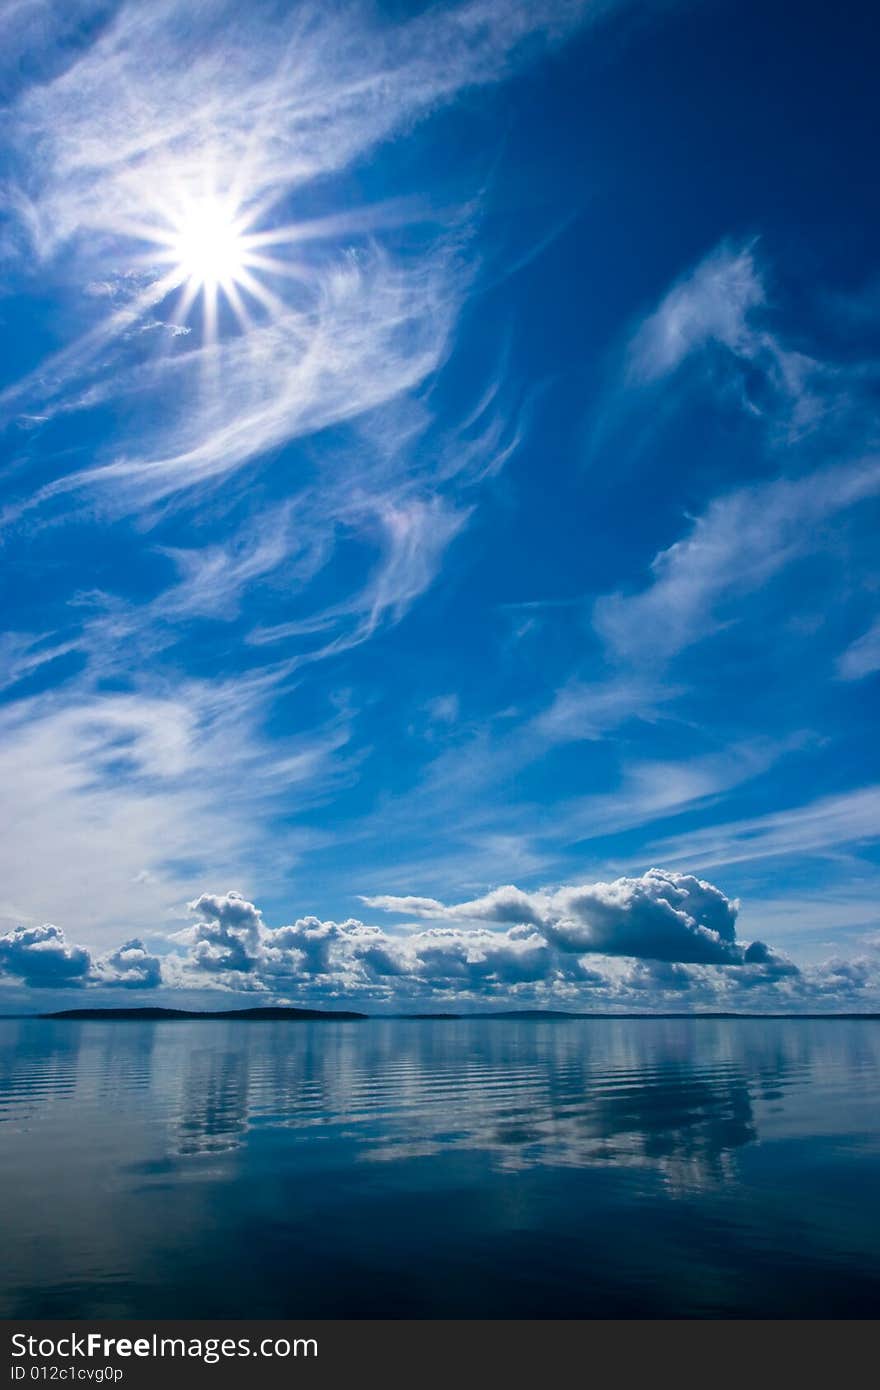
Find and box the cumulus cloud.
[178,890,265,974]
[366,867,766,965]
[0,922,163,990]
[166,904,574,996]
[149,868,792,1000]
[139,889,880,1008]
[0,922,91,988]
[8,869,880,1010]
[94,938,162,989]
[189,890,264,936]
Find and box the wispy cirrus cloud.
[0,1,566,771]
[1,0,597,958]
[6,237,472,512]
[624,239,837,438]
[8,0,602,258]
[0,674,352,944]
[590,240,880,664]
[594,455,880,665]
[352,238,880,905]
[0,0,608,509]
[627,241,766,383]
[643,785,880,872]
[837,617,880,681]
[249,494,470,658]
[3,4,878,1011]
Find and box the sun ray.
[222,278,254,335]
[202,278,219,346]
[235,267,289,320]
[173,275,202,330]
[239,251,312,284]
[132,186,317,344]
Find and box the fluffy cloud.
[95,938,162,989]
[172,892,557,992]
[188,890,263,936]
[366,868,763,966]
[0,922,163,989]
[0,922,91,988]
[158,868,802,1000]
[5,871,879,1011]
[177,890,265,974]
[544,873,743,963]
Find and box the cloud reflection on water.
[4,1017,875,1188]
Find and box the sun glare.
[170,199,247,290]
[135,189,295,343]
[129,181,309,344]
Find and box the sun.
[133,188,298,343]
[168,197,248,291]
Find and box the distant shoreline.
[0,1006,877,1022]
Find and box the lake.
[1,1017,879,1318]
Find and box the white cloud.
[249,494,470,657]
[0,678,351,945]
[547,736,800,849]
[644,785,880,871]
[624,238,829,437]
[10,873,880,1011]
[628,241,766,382]
[0,1,560,723]
[155,503,306,622]
[0,922,91,988]
[1,3,592,953]
[2,867,780,997]
[1,0,609,510]
[837,617,880,681]
[9,0,602,259]
[94,938,162,989]
[594,457,880,665]
[21,240,470,510]
[162,892,562,996]
[365,867,771,966]
[425,693,460,725]
[167,880,880,1006]
[532,675,679,742]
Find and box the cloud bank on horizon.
[6,871,868,1013]
[1,0,879,1010]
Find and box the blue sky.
[1,0,879,1011]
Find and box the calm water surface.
[1,1017,879,1317]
